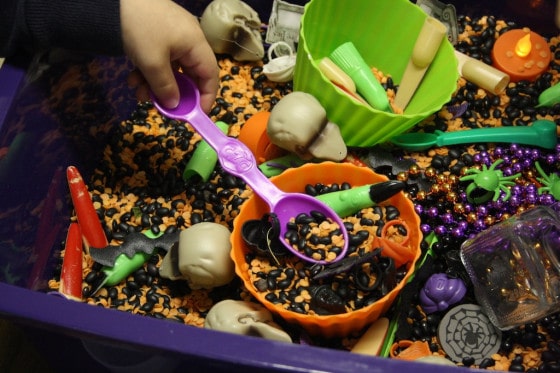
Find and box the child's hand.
[121,0,219,113]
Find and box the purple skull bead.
[419,273,467,314]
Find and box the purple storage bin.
[0,52,466,373]
[0,1,557,372]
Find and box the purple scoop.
[151,72,348,264]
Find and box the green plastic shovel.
[390,120,557,151]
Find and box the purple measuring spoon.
[151,72,348,264]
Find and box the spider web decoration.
[438,303,502,365]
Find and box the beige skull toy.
[266,92,347,161]
[205,299,292,343]
[199,0,264,61]
[159,222,234,289]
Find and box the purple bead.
[451,227,464,238]
[503,167,514,177]
[474,219,486,230]
[525,184,537,195]
[512,163,523,173]
[531,149,540,160]
[435,225,447,235]
[473,153,482,163]
[477,206,488,217]
[526,192,537,204]
[442,213,454,224]
[511,185,523,196]
[546,154,556,165]
[494,147,504,157]
[510,144,519,153]
[414,204,423,215]
[540,193,556,204]
[502,155,512,165]
[509,195,521,206]
[458,221,468,230]
[421,224,432,234]
[522,158,533,169]
[491,199,504,210]
[427,206,439,218]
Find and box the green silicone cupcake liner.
[294,0,459,147]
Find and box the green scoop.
[390,120,557,151]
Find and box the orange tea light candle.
[492,28,551,82]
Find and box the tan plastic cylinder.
[411,17,447,68]
[455,50,510,94]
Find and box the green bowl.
[293,0,459,147]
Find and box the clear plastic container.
[460,203,560,330]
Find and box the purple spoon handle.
[151,72,349,264]
[184,109,285,207]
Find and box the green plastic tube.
[183,121,229,182]
[316,184,375,217]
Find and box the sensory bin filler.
[1,0,560,372]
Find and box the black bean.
[478,357,495,369]
[385,206,400,220]
[359,217,374,226]
[349,230,369,246]
[288,303,306,314]
[265,292,280,303]
[462,356,475,367]
[310,210,326,223]
[140,301,155,313]
[268,268,282,278]
[85,271,98,284]
[191,213,202,225]
[156,207,170,216]
[285,268,295,279]
[150,224,160,235]
[284,229,298,245]
[266,277,277,291]
[133,270,148,286]
[254,278,268,292]
[277,279,292,290]
[299,224,311,237]
[295,213,315,225]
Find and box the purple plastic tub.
[0,53,466,373]
[0,1,556,371]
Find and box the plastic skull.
[200,0,264,61]
[159,222,234,289]
[267,92,347,161]
[205,300,292,343]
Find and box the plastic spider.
[535,161,560,201]
[460,159,521,204]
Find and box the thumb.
[141,63,180,109]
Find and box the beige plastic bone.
[394,16,447,111]
[454,50,510,94]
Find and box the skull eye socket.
[233,15,260,29]
[238,315,258,324]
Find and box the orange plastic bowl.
[230,162,422,337]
